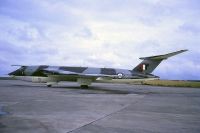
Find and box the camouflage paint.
[8,50,187,85]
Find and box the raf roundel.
[117,73,123,79]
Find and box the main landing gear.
[80,85,89,88]
[46,82,57,87]
[47,84,52,87]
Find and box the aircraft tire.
[80,85,88,88]
[47,84,52,87]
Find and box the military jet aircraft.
[9,50,187,88]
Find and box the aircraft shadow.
[8,84,130,94]
[53,85,130,94]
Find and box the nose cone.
[8,71,14,76]
[8,70,20,76]
[8,67,25,76]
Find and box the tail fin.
[133,49,188,74]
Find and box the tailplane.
[133,49,188,74]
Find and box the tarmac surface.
[0,80,200,133]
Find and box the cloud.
[0,0,199,80]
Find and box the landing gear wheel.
[47,84,52,87]
[46,82,58,87]
[80,85,89,88]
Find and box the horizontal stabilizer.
[11,65,27,67]
[139,49,188,60]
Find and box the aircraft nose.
[8,70,18,76]
[8,66,25,76]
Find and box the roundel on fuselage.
[117,73,123,79]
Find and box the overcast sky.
[0,0,200,80]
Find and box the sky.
[0,0,200,80]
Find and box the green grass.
[0,77,15,80]
[143,80,200,88]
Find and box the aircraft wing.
[42,68,115,79]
